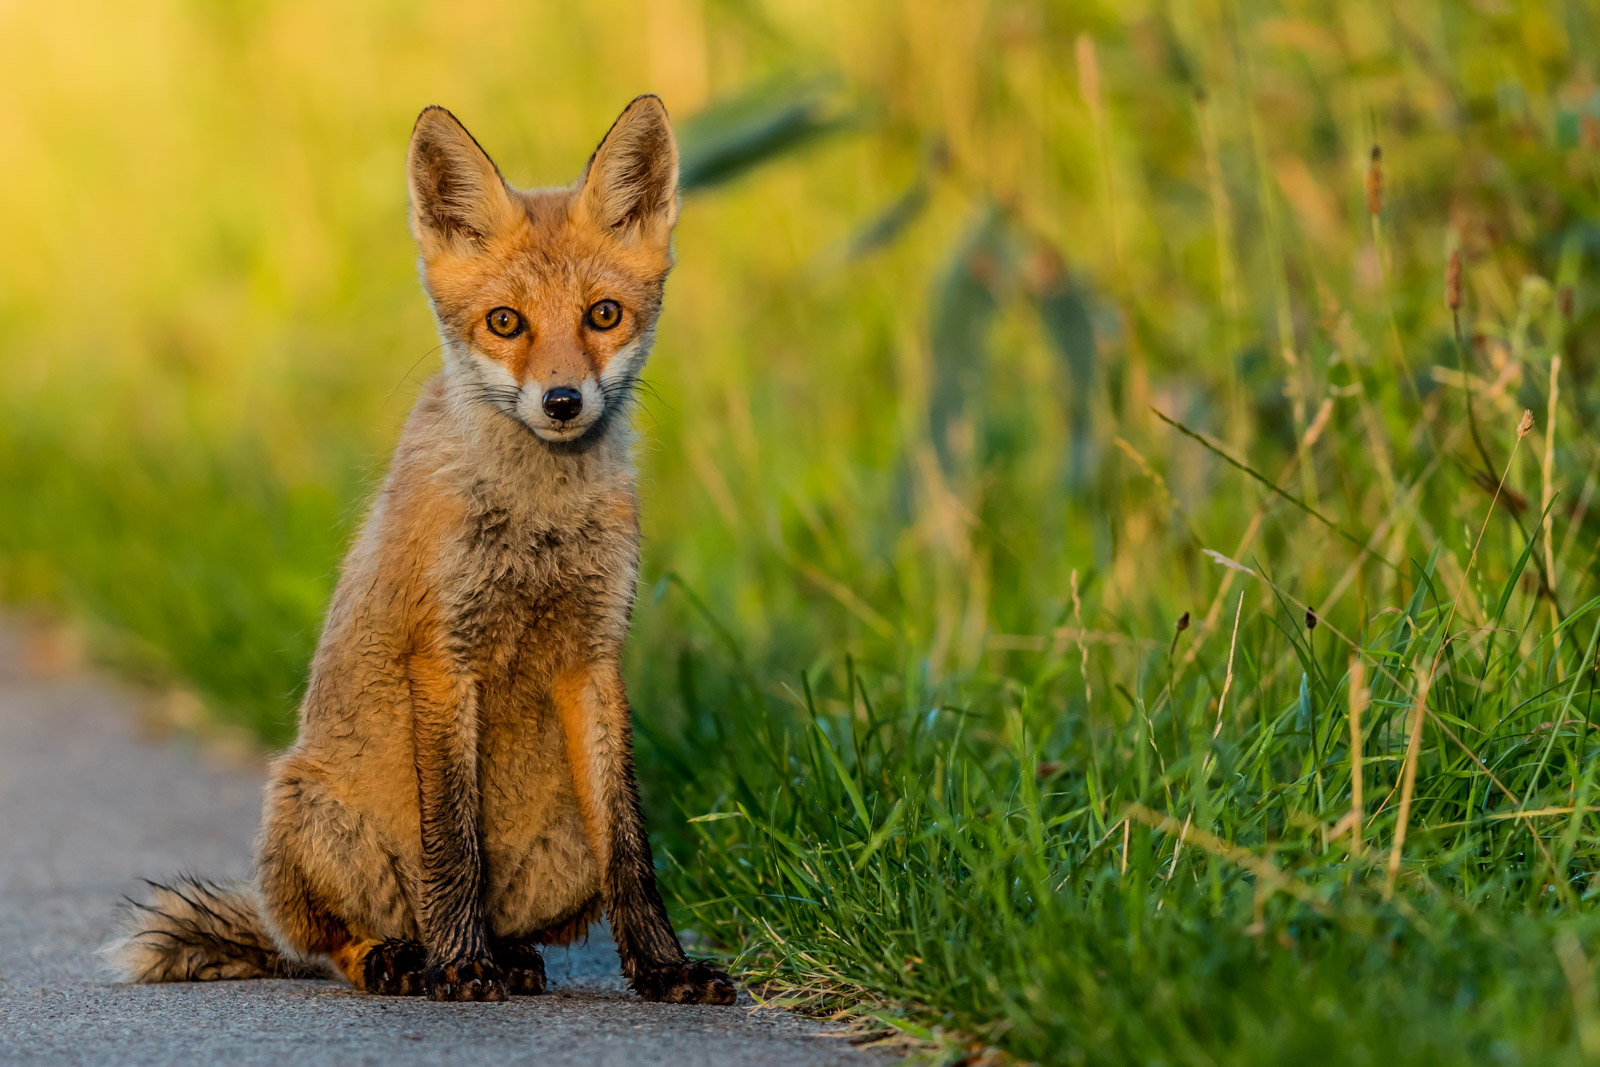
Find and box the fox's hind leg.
[352,938,429,995]
[256,757,423,994]
[491,937,547,995]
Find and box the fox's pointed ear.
[575,95,679,244]
[407,107,519,254]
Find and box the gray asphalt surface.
[0,624,884,1066]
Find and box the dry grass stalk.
[1164,813,1193,881]
[1426,806,1592,831]
[1200,593,1245,778]
[1075,32,1100,127]
[1124,803,1327,912]
[1069,569,1091,709]
[1544,357,1563,675]
[1387,409,1545,895]
[783,549,897,641]
[1112,435,1204,547]
[1385,664,1433,897]
[1439,410,1532,645]
[1200,476,1562,884]
[1302,396,1336,448]
[1422,702,1559,877]
[1177,401,1336,673]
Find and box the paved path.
[0,624,882,1065]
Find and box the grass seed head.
[1518,409,1535,439]
[1446,249,1462,311]
[1366,146,1383,215]
[1177,610,1191,632]
[1305,606,1318,630]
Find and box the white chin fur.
[531,418,600,442]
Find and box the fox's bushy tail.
[101,876,324,983]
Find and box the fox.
[102,95,736,1005]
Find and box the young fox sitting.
[104,96,736,1004]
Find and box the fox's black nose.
[542,387,583,422]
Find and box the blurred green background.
[1,0,1591,734]
[7,1,1600,1063]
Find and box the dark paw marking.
[363,939,427,996]
[425,957,508,1002]
[631,958,737,1005]
[494,940,548,996]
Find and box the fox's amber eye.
[585,299,622,331]
[486,307,524,338]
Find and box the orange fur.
[107,95,733,1005]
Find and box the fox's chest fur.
[290,377,639,936]
[448,466,637,934]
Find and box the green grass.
[650,555,1600,1063]
[5,0,1600,1062]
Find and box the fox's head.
[407,96,679,447]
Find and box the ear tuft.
[576,95,679,242]
[407,107,518,252]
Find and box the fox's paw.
[494,940,548,996]
[424,957,508,1002]
[363,939,427,996]
[631,958,737,1005]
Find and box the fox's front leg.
[409,642,506,1002]
[554,663,736,1004]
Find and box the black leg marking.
[363,939,428,996]
[492,937,548,996]
[605,745,738,1005]
[408,665,506,1003]
[423,956,507,1002]
[630,958,737,1005]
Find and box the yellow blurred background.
[0,0,1590,741]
